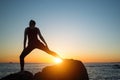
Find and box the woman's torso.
[26,27,39,45]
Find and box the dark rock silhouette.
[112,64,120,69]
[0,71,33,80]
[1,59,89,80]
[34,59,89,80]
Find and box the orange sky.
[0,47,119,63]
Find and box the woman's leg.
[37,42,62,58]
[20,46,34,71]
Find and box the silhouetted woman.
[20,20,61,71]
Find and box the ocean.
[0,62,120,80]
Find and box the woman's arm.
[38,28,48,47]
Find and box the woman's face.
[30,23,35,28]
[29,21,35,28]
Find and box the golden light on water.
[54,58,63,63]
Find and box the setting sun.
[54,58,63,63]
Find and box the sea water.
[0,62,120,80]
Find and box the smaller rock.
[113,64,120,69]
[0,71,33,80]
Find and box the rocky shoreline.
[0,59,89,80]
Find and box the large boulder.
[34,59,89,80]
[0,71,33,80]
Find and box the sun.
[54,58,63,63]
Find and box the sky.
[0,0,120,63]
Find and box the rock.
[112,64,120,69]
[34,59,89,80]
[0,71,33,80]
[1,59,89,80]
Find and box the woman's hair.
[29,20,36,26]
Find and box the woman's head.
[29,20,36,27]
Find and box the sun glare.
[54,58,63,63]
